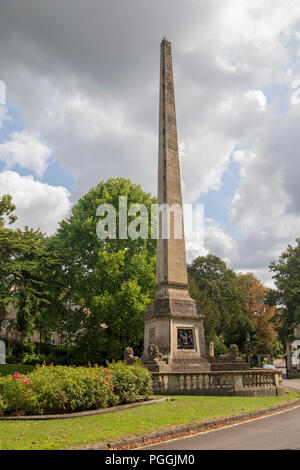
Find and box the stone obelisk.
[142,38,209,372]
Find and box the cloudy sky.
[1,0,300,285]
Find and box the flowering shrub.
[0,372,39,415]
[109,361,152,404]
[0,362,152,415]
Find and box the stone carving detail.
[124,347,139,365]
[177,329,194,349]
[211,344,249,371]
[149,328,156,345]
[218,344,242,362]
[148,343,163,362]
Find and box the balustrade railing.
[152,369,283,395]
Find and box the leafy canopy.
[269,238,300,341]
[50,177,156,363]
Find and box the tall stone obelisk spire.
[142,38,209,372]
[156,37,190,300]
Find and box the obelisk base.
[142,295,211,373]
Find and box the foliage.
[0,224,66,339]
[0,363,152,415]
[44,345,77,365]
[236,273,281,356]
[108,361,152,404]
[0,194,17,227]
[211,335,228,358]
[269,238,300,342]
[5,355,18,364]
[0,364,35,377]
[0,372,39,415]
[50,178,156,363]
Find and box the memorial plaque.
[177,329,194,349]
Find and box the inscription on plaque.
[177,329,194,349]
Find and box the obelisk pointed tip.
[161,35,171,44]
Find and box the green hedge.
[0,362,152,416]
[0,364,35,377]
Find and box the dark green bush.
[5,355,18,364]
[45,345,77,365]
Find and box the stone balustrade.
[152,369,284,397]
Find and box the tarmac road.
[141,405,300,450]
[140,381,300,451]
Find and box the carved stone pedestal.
[142,295,211,373]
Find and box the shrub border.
[0,397,170,421]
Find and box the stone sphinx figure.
[123,347,139,365]
[211,344,249,371]
[219,344,243,362]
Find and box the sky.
[0,0,300,286]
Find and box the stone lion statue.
[148,343,163,362]
[124,347,139,365]
[218,344,242,362]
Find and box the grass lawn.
[0,390,299,450]
[0,364,35,376]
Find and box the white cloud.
[1,1,300,285]
[203,219,238,267]
[186,214,238,267]
[0,105,8,128]
[0,80,5,105]
[290,80,300,105]
[0,130,51,177]
[245,90,267,111]
[0,171,71,233]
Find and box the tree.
[50,177,156,363]
[0,194,17,325]
[236,272,281,356]
[188,254,255,351]
[0,194,17,227]
[0,226,65,340]
[269,238,300,342]
[0,194,66,343]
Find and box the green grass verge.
[0,364,35,377]
[0,390,299,450]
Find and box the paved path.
[284,379,300,391]
[141,405,300,450]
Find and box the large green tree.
[0,194,65,341]
[0,226,65,340]
[50,177,156,363]
[188,254,255,351]
[269,238,300,342]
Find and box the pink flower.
[65,398,69,403]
